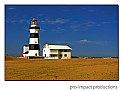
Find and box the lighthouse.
[28,18,40,57]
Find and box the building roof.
[23,45,29,47]
[43,44,71,49]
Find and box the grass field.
[5,55,118,80]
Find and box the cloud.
[69,20,117,32]
[84,21,96,27]
[102,21,112,24]
[78,40,96,44]
[79,40,88,42]
[18,19,27,23]
[6,16,70,26]
[81,7,95,13]
[78,39,108,46]
[70,24,82,29]
[94,21,115,27]
[70,21,97,31]
[87,9,95,12]
[39,18,68,24]
[5,18,28,24]
[81,7,87,10]
[51,27,65,33]
[8,7,16,10]
[49,18,66,24]
[53,39,108,46]
[96,24,102,27]
[40,28,46,32]
[70,24,81,31]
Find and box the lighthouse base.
[27,56,44,59]
[28,50,40,57]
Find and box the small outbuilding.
[23,45,29,57]
[42,44,72,59]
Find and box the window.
[50,54,58,57]
[64,54,67,57]
[59,49,71,52]
[30,33,39,38]
[29,44,40,50]
[30,45,34,49]
[59,49,63,52]
[50,49,57,52]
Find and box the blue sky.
[5,5,118,57]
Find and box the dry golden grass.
[5,55,118,80]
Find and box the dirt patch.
[5,55,118,80]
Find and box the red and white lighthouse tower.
[28,18,40,57]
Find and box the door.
[58,54,62,59]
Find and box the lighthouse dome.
[32,18,37,22]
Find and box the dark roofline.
[24,45,29,46]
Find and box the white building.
[42,44,72,59]
[23,45,29,57]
